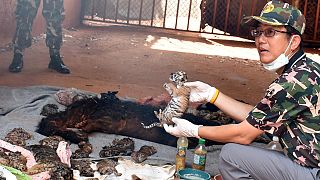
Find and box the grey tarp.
[0,85,223,177]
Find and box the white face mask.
[262,37,293,72]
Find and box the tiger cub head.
[169,71,187,87]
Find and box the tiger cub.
[142,71,190,129]
[169,71,188,87]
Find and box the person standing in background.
[9,0,70,74]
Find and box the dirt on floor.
[0,22,319,105]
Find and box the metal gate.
[81,0,320,45]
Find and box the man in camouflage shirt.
[164,0,320,179]
[9,0,70,74]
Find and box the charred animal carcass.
[131,145,157,163]
[72,141,93,159]
[71,159,95,177]
[0,149,27,172]
[39,135,66,150]
[99,138,134,158]
[96,159,121,176]
[4,128,32,147]
[26,144,73,179]
[37,91,221,148]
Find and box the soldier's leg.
[9,0,41,73]
[42,0,70,74]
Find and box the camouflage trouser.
[13,0,65,55]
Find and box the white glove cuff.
[206,87,219,103]
[193,125,203,138]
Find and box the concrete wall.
[0,0,82,44]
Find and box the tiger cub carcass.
[142,71,190,128]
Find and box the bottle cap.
[179,137,187,141]
[199,138,205,144]
[273,136,279,141]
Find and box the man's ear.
[290,35,301,50]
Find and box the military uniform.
[218,1,320,179]
[219,50,320,180]
[243,0,320,168]
[9,0,70,74]
[13,0,64,55]
[247,49,320,168]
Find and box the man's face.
[254,24,291,64]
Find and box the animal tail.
[141,122,161,129]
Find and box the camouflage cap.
[243,0,306,35]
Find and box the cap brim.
[242,16,285,27]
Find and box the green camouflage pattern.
[243,0,306,35]
[247,49,320,168]
[13,0,65,54]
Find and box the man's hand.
[184,81,219,103]
[163,117,202,138]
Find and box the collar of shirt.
[283,49,306,72]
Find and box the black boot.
[9,53,23,73]
[48,54,70,74]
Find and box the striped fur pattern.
[142,71,190,129]
[169,71,187,87]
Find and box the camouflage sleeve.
[246,81,306,136]
[247,57,320,136]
